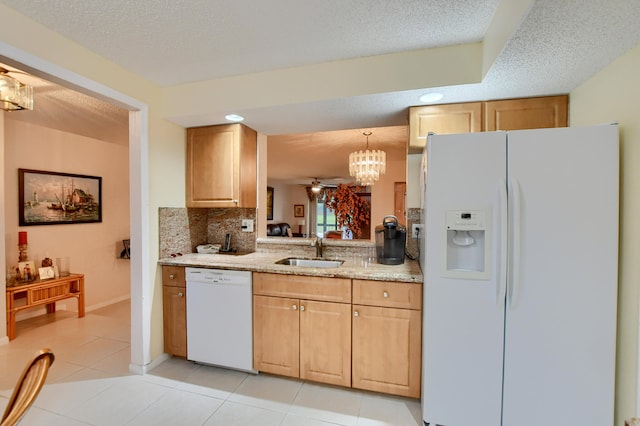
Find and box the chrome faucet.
[312,237,323,258]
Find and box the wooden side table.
[6,273,85,340]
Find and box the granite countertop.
[158,252,423,284]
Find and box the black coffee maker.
[375,215,407,265]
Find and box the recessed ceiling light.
[419,92,444,103]
[225,114,244,122]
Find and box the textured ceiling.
[1,0,640,179]
[0,0,498,86]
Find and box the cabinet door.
[186,124,240,207]
[409,102,483,152]
[162,285,187,357]
[253,295,300,377]
[300,300,351,387]
[483,95,568,131]
[352,305,421,398]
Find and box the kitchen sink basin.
[275,257,344,268]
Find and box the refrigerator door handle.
[508,178,522,307]
[497,178,508,307]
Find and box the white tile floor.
[0,300,422,425]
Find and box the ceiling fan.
[310,178,323,193]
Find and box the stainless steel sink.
[275,257,344,268]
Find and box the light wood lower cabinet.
[352,305,421,398]
[162,266,187,357]
[253,295,300,377]
[352,279,422,398]
[253,273,423,397]
[253,273,352,387]
[299,300,351,386]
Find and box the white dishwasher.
[186,267,255,372]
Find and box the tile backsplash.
[159,207,419,260]
[159,207,256,258]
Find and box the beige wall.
[570,42,640,423]
[4,118,130,309]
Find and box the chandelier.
[349,131,386,186]
[0,67,33,111]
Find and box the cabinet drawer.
[253,272,351,303]
[162,266,185,287]
[353,279,421,310]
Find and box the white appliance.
[421,125,619,426]
[186,267,255,372]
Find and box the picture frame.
[38,266,55,280]
[19,169,102,226]
[294,204,305,217]
[267,187,274,220]
[121,239,131,259]
[17,260,36,281]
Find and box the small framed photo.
[121,239,131,259]
[39,266,55,280]
[18,260,36,281]
[294,204,305,217]
[267,187,274,220]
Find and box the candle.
[18,231,27,245]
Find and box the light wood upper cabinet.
[162,266,187,357]
[186,123,257,208]
[408,95,568,152]
[483,95,568,131]
[409,102,483,152]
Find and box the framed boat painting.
[19,169,102,226]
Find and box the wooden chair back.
[1,348,54,426]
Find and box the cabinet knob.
[383,291,389,298]
[292,304,298,311]
[169,274,175,280]
[354,311,359,317]
[178,292,184,297]
[300,305,305,311]
[233,199,239,204]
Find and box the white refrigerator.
[421,124,619,426]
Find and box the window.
[316,202,338,237]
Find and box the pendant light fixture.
[0,67,33,111]
[349,131,386,186]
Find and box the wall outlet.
[241,219,254,232]
[411,224,423,238]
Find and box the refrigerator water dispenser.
[443,210,490,279]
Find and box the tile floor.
[0,300,422,425]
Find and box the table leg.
[78,276,85,318]
[46,302,56,313]
[7,310,16,341]
[6,292,15,340]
